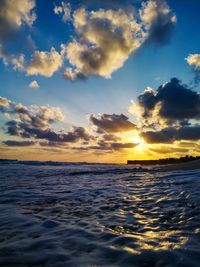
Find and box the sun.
[132,136,148,152]
[119,131,148,152]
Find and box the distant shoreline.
[1,156,200,168]
[127,156,200,166]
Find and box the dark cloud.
[62,127,92,142]
[6,121,21,136]
[6,121,92,143]
[86,140,137,151]
[90,113,136,133]
[141,125,200,144]
[131,77,200,145]
[102,134,121,142]
[1,97,92,145]
[110,142,137,150]
[3,140,35,147]
[137,78,200,122]
[0,97,65,128]
[39,141,64,147]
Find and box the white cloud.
[0,0,176,81]
[0,0,36,31]
[140,0,176,29]
[140,0,176,43]
[0,0,36,67]
[0,97,65,128]
[11,54,25,71]
[63,7,143,79]
[54,1,71,22]
[27,47,63,77]
[63,0,176,80]
[0,96,11,107]
[186,54,200,70]
[63,68,81,80]
[29,80,40,89]
[0,46,25,71]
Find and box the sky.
[0,0,200,163]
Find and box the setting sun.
[133,137,148,152]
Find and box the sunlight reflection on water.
[0,163,200,267]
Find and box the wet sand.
[161,159,200,172]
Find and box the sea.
[0,161,200,267]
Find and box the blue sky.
[0,0,200,162]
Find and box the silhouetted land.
[127,155,200,165]
[0,156,200,166]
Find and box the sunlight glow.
[132,136,148,152]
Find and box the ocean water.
[0,162,200,267]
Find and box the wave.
[0,163,200,266]
[68,167,146,176]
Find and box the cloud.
[3,140,35,146]
[140,0,176,44]
[130,78,200,128]
[186,54,200,70]
[0,96,10,107]
[81,140,137,151]
[62,0,176,80]
[29,80,40,89]
[0,0,36,67]
[6,121,92,143]
[1,46,63,78]
[109,141,137,150]
[39,141,63,147]
[0,44,26,70]
[0,0,176,80]
[26,47,63,77]
[142,125,200,144]
[129,77,200,145]
[0,0,36,39]
[63,7,143,79]
[11,54,25,71]
[90,113,136,133]
[63,67,86,80]
[0,97,140,153]
[0,96,93,145]
[54,1,71,22]
[0,97,65,127]
[102,134,121,142]
[0,96,12,115]
[186,54,200,85]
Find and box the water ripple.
[0,163,200,266]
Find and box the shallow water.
[0,162,200,267]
